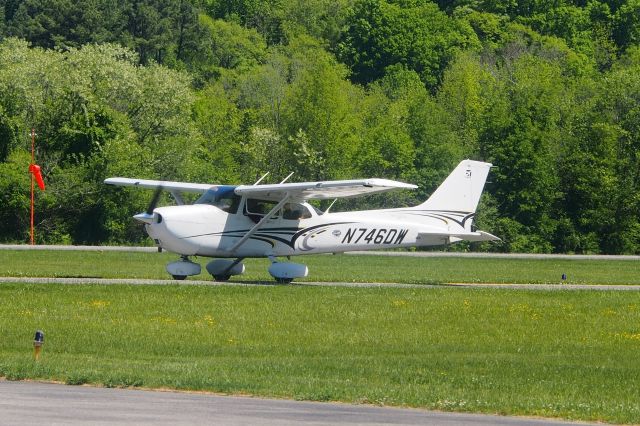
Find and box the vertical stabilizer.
[418,160,492,215]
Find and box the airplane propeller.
[134,185,164,224]
[146,185,164,215]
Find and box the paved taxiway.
[2,276,640,291]
[2,244,639,260]
[5,244,638,289]
[0,380,593,426]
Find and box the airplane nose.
[133,211,163,225]
[144,205,216,255]
[133,212,153,224]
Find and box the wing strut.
[228,194,291,254]
[221,257,245,276]
[170,190,185,206]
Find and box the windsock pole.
[28,128,46,245]
[30,128,35,245]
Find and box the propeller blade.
[146,186,164,215]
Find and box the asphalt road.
[0,381,592,426]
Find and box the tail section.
[417,160,492,230]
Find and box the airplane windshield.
[195,186,240,214]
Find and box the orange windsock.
[29,164,45,191]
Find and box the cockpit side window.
[245,199,280,216]
[244,198,280,223]
[195,186,240,214]
[217,192,241,214]
[282,203,312,220]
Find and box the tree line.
[0,0,639,253]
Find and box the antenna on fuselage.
[253,172,269,185]
[322,198,338,215]
[279,172,294,184]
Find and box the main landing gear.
[165,256,309,283]
[204,256,308,283]
[267,256,308,283]
[205,258,246,281]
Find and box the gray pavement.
[2,276,640,291]
[0,380,592,426]
[348,251,640,260]
[0,244,159,252]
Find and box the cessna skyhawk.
[104,159,498,282]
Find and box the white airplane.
[104,159,499,282]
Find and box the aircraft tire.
[213,275,230,282]
[172,275,187,280]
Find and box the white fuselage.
[145,201,472,258]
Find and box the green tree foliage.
[278,36,362,180]
[0,150,31,241]
[612,0,640,49]
[195,14,266,80]
[231,35,365,181]
[0,0,639,253]
[4,0,205,65]
[0,39,196,243]
[202,0,286,44]
[337,0,480,88]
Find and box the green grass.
[0,249,639,284]
[1,283,640,423]
[1,249,640,422]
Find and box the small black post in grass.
[33,330,44,361]
[562,273,567,284]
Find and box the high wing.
[235,179,417,202]
[104,177,213,193]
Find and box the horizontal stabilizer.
[418,230,500,243]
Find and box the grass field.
[1,249,639,284]
[1,283,640,423]
[2,249,640,423]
